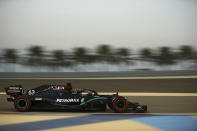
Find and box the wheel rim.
[113,97,128,113]
[14,96,31,111]
[116,100,125,109]
[17,99,27,109]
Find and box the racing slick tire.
[112,97,128,113]
[14,96,31,111]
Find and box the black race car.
[5,83,147,113]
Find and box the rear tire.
[112,97,128,113]
[14,96,31,112]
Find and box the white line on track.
[0,75,197,79]
[1,92,197,96]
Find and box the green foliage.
[96,44,118,63]
[179,45,193,60]
[116,48,131,63]
[49,50,72,68]
[140,48,153,60]
[117,48,130,57]
[28,46,44,57]
[52,50,65,62]
[96,45,112,56]
[3,49,18,63]
[73,47,89,63]
[1,44,196,69]
[27,46,44,66]
[154,47,176,65]
[52,50,65,65]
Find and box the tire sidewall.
[14,96,31,111]
[112,97,128,113]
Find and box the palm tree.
[193,51,197,69]
[154,47,176,66]
[177,45,196,70]
[96,44,115,63]
[3,48,18,63]
[139,48,153,61]
[97,45,112,56]
[116,48,130,63]
[51,50,65,66]
[50,50,72,68]
[72,47,89,64]
[27,46,44,66]
[178,45,193,60]
[2,48,18,72]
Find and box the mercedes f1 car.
[5,83,147,113]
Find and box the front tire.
[14,96,31,111]
[112,97,128,113]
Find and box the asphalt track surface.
[0,77,197,92]
[0,72,196,112]
[0,113,197,131]
[1,72,197,131]
[1,93,197,113]
[0,76,197,113]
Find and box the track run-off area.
[0,112,197,131]
[0,72,197,130]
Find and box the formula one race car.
[5,83,147,113]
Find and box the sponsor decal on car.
[34,97,42,101]
[56,98,79,103]
[28,90,35,95]
[9,87,20,90]
[52,86,65,90]
[81,98,84,102]
[7,89,21,93]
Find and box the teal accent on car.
[80,97,108,106]
[17,98,27,109]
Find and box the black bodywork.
[5,84,147,113]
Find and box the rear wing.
[5,85,24,96]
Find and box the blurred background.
[0,0,197,72]
[0,44,197,72]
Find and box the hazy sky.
[0,0,197,50]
